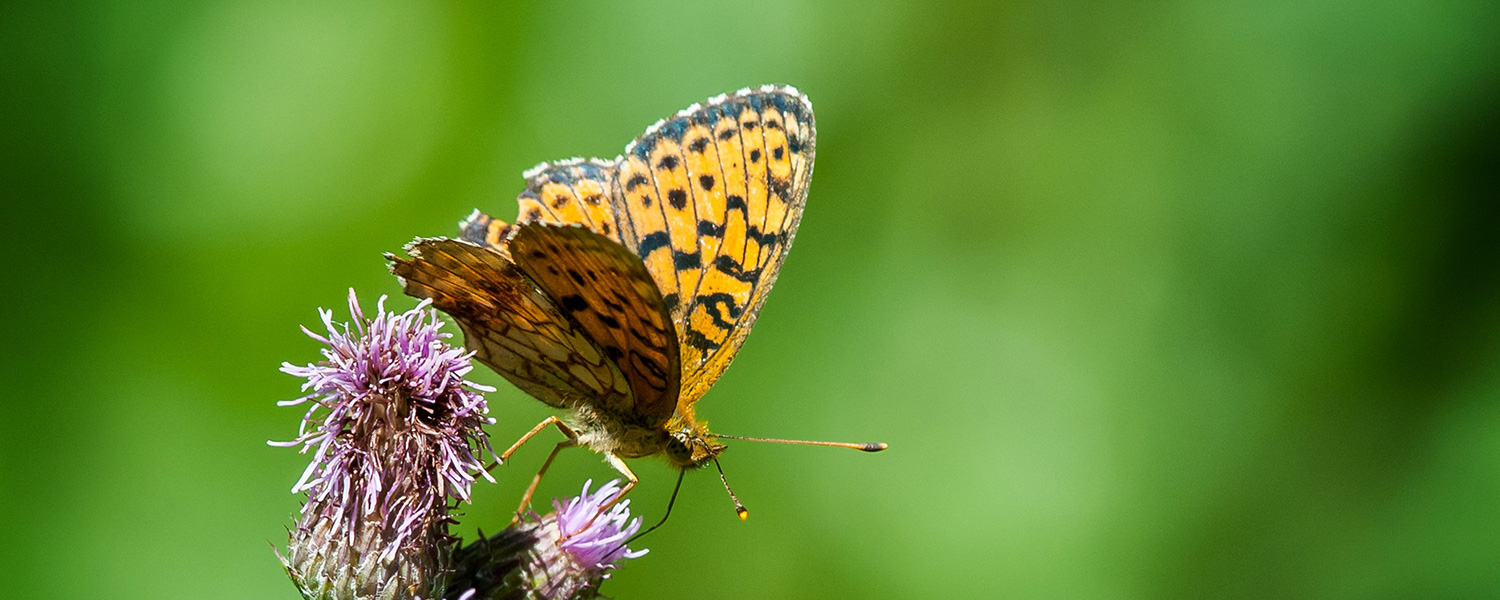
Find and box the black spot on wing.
[697,292,743,329]
[626,174,649,190]
[746,225,779,248]
[673,250,701,270]
[768,175,791,200]
[661,292,680,310]
[638,231,671,256]
[718,128,738,140]
[697,220,725,237]
[688,137,709,153]
[667,189,688,210]
[683,327,722,351]
[560,295,589,313]
[712,255,760,283]
[657,155,679,170]
[748,149,761,163]
[699,175,715,191]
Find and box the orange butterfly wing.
[611,86,815,408]
[515,159,625,242]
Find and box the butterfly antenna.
[713,456,749,520]
[709,433,888,453]
[604,468,685,558]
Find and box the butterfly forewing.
[390,237,635,411]
[613,87,816,405]
[510,223,681,426]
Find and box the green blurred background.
[4,1,1499,598]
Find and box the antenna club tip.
[861,442,889,452]
[736,507,749,520]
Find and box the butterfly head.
[665,426,726,469]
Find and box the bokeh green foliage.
[3,0,1498,598]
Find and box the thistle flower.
[449,480,647,600]
[273,289,496,600]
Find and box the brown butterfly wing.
[388,236,635,413]
[611,86,815,406]
[509,223,680,427]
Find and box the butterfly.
[388,85,884,524]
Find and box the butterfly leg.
[559,452,639,541]
[598,452,639,513]
[510,438,578,525]
[500,416,581,525]
[495,415,578,467]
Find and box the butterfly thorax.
[568,404,670,460]
[567,404,724,468]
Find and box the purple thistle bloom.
[448,479,648,600]
[549,479,648,569]
[274,290,496,600]
[519,479,647,599]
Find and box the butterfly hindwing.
[515,159,625,242]
[509,223,681,426]
[388,237,635,412]
[458,210,512,249]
